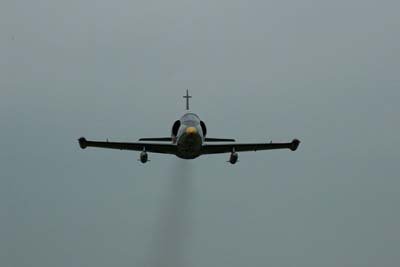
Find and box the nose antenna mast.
[183,89,192,110]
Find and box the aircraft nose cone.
[186,127,197,135]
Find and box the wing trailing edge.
[138,137,172,142]
[204,138,235,142]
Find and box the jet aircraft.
[78,90,300,164]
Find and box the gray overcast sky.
[1,0,399,266]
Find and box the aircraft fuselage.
[175,113,204,159]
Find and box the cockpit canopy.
[180,113,200,126]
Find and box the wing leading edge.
[137,137,236,142]
[78,137,300,156]
[201,139,300,154]
[78,137,177,155]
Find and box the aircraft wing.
[201,139,300,154]
[205,138,235,142]
[138,137,172,142]
[78,137,177,155]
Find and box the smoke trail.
[146,160,194,267]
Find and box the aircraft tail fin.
[183,89,192,110]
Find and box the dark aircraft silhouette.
[78,90,300,164]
